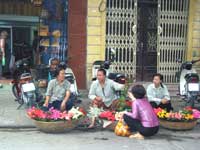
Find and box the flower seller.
[43,63,74,112]
[88,68,125,128]
[147,73,173,112]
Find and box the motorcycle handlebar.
[191,59,200,64]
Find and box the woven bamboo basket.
[33,120,78,133]
[159,119,197,130]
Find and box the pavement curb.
[0,125,36,129]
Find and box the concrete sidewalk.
[0,84,35,127]
[0,83,199,128]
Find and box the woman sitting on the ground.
[88,68,125,128]
[147,73,173,112]
[122,84,159,139]
[43,64,74,111]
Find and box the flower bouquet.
[27,106,86,133]
[98,111,127,130]
[154,107,197,130]
[116,100,132,112]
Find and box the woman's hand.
[60,101,66,112]
[95,96,102,102]
[43,102,49,107]
[119,112,125,120]
[128,92,136,101]
[43,96,50,107]
[161,99,168,104]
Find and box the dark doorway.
[136,0,158,81]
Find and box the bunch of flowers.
[116,100,132,112]
[99,111,127,122]
[99,111,116,121]
[27,106,86,122]
[154,107,196,122]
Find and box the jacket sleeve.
[147,85,162,103]
[111,80,125,91]
[88,81,97,100]
[125,101,139,119]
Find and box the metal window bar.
[157,0,189,83]
[106,0,137,80]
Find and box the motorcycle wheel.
[17,97,24,105]
[12,84,24,105]
[12,84,20,99]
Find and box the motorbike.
[12,57,37,109]
[65,67,79,97]
[176,59,200,107]
[36,61,79,98]
[92,49,126,89]
[59,62,79,97]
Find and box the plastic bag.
[114,120,131,137]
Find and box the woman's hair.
[131,84,146,99]
[153,73,164,88]
[50,58,59,65]
[55,63,66,77]
[97,68,106,76]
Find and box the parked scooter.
[92,49,126,85]
[12,57,37,109]
[176,59,200,107]
[36,60,79,98]
[59,62,79,97]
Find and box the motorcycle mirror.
[191,58,200,64]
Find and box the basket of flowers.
[96,98,132,131]
[154,107,197,130]
[27,107,86,133]
[99,109,131,131]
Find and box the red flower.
[27,107,46,119]
[125,100,132,107]
[78,107,87,116]
[154,107,163,114]
[99,111,115,121]
[184,106,193,111]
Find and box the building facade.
[0,0,200,90]
[86,0,200,89]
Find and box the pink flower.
[174,112,182,120]
[49,108,62,120]
[154,107,162,114]
[193,109,200,119]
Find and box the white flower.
[87,106,103,118]
[68,107,83,120]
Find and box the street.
[0,127,200,150]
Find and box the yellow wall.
[86,0,106,88]
[187,0,200,71]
